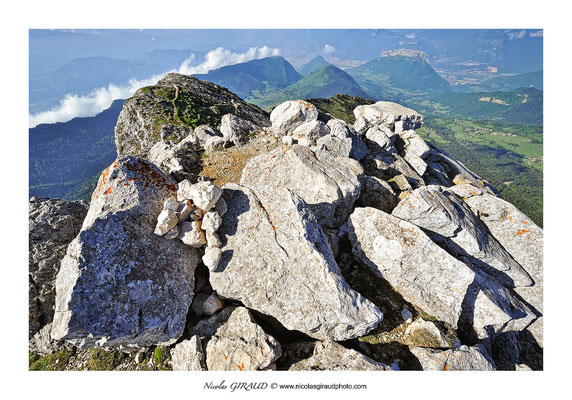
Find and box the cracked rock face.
[312,118,367,161]
[347,207,534,340]
[289,341,393,371]
[205,307,281,371]
[29,197,88,338]
[447,183,544,347]
[392,185,533,288]
[171,335,206,371]
[410,345,496,371]
[241,145,362,229]
[210,183,383,341]
[51,157,200,349]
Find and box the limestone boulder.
[292,120,330,146]
[357,175,399,213]
[447,183,544,346]
[147,135,200,181]
[29,197,88,337]
[392,185,533,288]
[220,113,256,146]
[270,100,319,135]
[204,307,281,371]
[178,180,223,212]
[171,335,206,371]
[241,145,362,229]
[204,136,229,153]
[210,183,383,341]
[410,345,496,371]
[51,157,201,349]
[312,118,367,161]
[194,125,222,148]
[289,341,393,371]
[354,101,423,130]
[347,207,535,339]
[365,125,396,153]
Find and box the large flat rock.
[241,145,362,229]
[289,341,393,371]
[51,157,200,349]
[347,207,535,340]
[410,345,496,371]
[210,183,383,341]
[447,183,543,346]
[392,185,533,288]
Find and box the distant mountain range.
[194,56,302,99]
[297,55,331,76]
[29,51,543,200]
[347,50,452,100]
[29,100,124,200]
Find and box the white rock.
[203,247,222,271]
[290,341,393,371]
[154,209,178,236]
[270,100,319,134]
[205,307,281,371]
[171,335,206,371]
[163,196,179,211]
[202,211,223,233]
[400,130,431,159]
[189,181,223,211]
[292,120,330,146]
[353,115,371,135]
[204,136,228,153]
[176,200,194,222]
[410,345,496,371]
[194,125,222,148]
[206,231,222,248]
[179,221,206,247]
[177,179,194,202]
[281,135,294,145]
[354,101,423,130]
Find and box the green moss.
[153,347,168,366]
[29,349,74,371]
[87,349,126,371]
[358,335,381,345]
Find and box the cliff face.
[29,76,543,371]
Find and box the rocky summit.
[29,75,543,371]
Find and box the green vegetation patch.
[306,94,375,124]
[87,349,126,371]
[418,116,543,226]
[29,349,74,371]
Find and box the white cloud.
[29,46,280,128]
[178,46,280,75]
[323,44,335,54]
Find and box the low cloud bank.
[29,46,280,127]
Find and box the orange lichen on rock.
[123,159,177,193]
[516,229,530,236]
